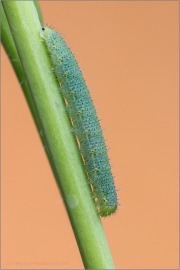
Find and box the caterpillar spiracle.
[41,26,118,217]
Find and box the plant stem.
[2,1,115,269]
[34,1,43,26]
[1,1,43,133]
[1,1,60,200]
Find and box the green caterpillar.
[41,26,118,217]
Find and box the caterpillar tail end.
[99,206,117,217]
[96,199,118,217]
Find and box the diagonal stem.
[2,1,115,269]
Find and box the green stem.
[34,1,43,26]
[1,1,43,133]
[2,1,115,269]
[1,1,60,199]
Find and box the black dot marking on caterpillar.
[41,26,118,217]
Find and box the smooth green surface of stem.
[1,1,42,132]
[1,1,63,202]
[34,1,43,26]
[2,1,115,269]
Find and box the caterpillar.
[41,26,118,217]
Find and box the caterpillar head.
[40,26,51,39]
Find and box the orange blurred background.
[1,1,179,269]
